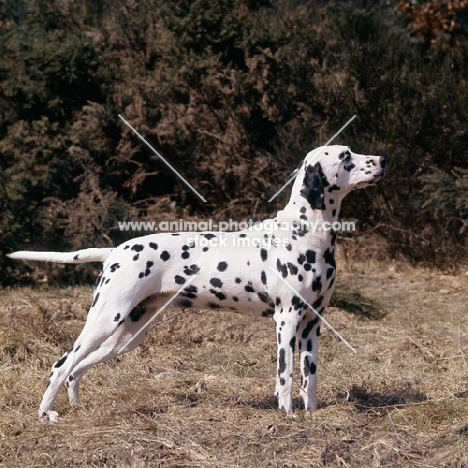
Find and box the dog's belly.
[174,281,276,316]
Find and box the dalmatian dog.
[8,145,385,421]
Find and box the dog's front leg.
[297,311,321,410]
[274,311,298,413]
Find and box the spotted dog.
[8,145,385,421]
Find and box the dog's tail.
[6,248,113,264]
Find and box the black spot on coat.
[290,336,296,350]
[181,285,198,298]
[160,251,170,261]
[143,261,154,277]
[278,348,286,375]
[276,259,288,278]
[178,299,193,308]
[313,297,323,310]
[54,354,68,368]
[291,295,304,311]
[183,264,200,275]
[262,308,275,316]
[217,262,228,272]
[92,292,100,307]
[258,292,269,303]
[175,275,186,284]
[301,316,320,339]
[323,248,335,268]
[210,278,223,288]
[210,289,226,300]
[312,276,322,293]
[95,272,102,287]
[287,262,298,275]
[306,250,316,264]
[310,362,317,374]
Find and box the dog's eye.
[339,151,352,163]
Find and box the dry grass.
[1,252,468,467]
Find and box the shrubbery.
[1,0,468,284]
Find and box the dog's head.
[294,145,385,210]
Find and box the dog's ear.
[300,162,326,210]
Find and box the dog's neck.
[274,158,350,243]
[276,190,346,251]
[276,190,346,236]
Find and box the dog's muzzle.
[373,157,386,184]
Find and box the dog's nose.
[379,157,386,169]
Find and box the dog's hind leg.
[66,303,160,407]
[38,289,152,421]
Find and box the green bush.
[1,0,468,284]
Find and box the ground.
[1,250,468,467]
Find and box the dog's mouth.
[354,171,385,189]
[368,170,385,185]
[373,173,384,184]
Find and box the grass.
[1,252,468,467]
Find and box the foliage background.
[1,0,468,284]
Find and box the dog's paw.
[277,396,293,415]
[68,399,84,408]
[38,409,60,423]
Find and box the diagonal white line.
[323,115,357,147]
[118,114,207,203]
[268,115,356,202]
[268,266,357,353]
[267,176,297,204]
[117,267,206,355]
